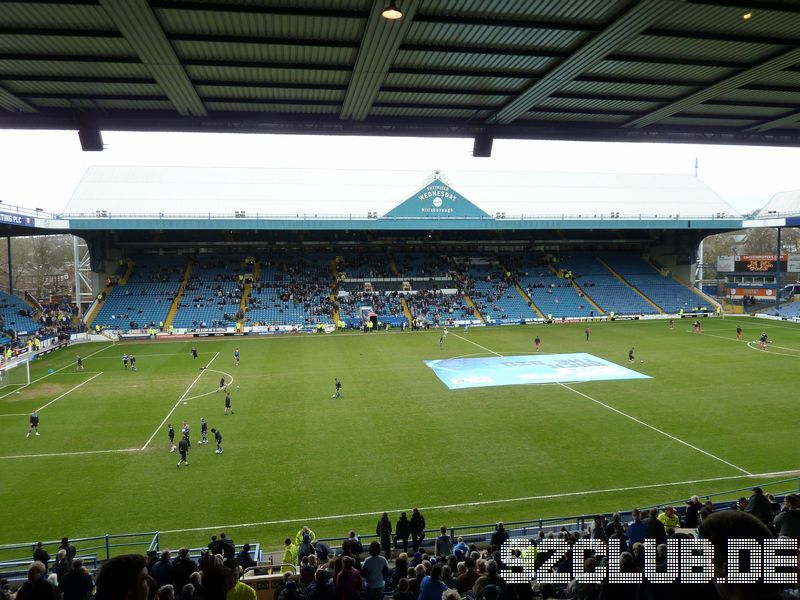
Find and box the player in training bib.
[212,428,223,454]
[200,418,208,444]
[224,391,234,415]
[234,348,240,367]
[27,411,40,437]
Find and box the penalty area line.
[140,352,219,451]
[0,448,139,460]
[159,472,759,535]
[450,331,752,476]
[37,372,104,412]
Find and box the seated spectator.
[773,493,800,538]
[393,578,415,600]
[419,564,447,600]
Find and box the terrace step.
[164,260,193,330]
[596,257,664,314]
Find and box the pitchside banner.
[425,353,650,389]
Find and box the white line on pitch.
[450,332,503,356]
[37,372,104,412]
[158,471,761,535]
[140,352,219,451]
[558,382,752,475]
[0,448,139,460]
[0,413,29,417]
[89,352,215,359]
[0,343,113,401]
[450,332,752,476]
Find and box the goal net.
[0,358,31,391]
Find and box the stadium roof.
[754,189,800,217]
[64,165,741,219]
[4,1,800,148]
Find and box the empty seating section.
[459,258,539,322]
[556,253,654,315]
[601,252,701,313]
[767,302,800,317]
[0,291,39,335]
[173,256,242,329]
[246,253,332,326]
[93,255,186,329]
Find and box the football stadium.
[3,1,800,598]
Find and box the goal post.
[0,358,31,390]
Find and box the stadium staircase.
[545,262,604,316]
[330,258,340,324]
[118,259,135,285]
[463,293,484,322]
[664,265,722,312]
[238,260,260,329]
[164,260,193,330]
[510,279,545,319]
[23,291,43,320]
[596,257,665,314]
[83,280,115,328]
[400,297,414,324]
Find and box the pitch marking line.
[450,332,752,476]
[183,369,235,402]
[0,448,139,460]
[0,343,114,401]
[160,471,783,535]
[140,352,219,451]
[36,372,104,412]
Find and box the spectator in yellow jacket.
[658,506,681,530]
[295,526,316,547]
[281,538,298,572]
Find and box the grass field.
[1,317,799,553]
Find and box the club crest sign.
[382,175,490,219]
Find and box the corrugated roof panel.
[395,49,554,73]
[418,0,618,25]
[195,85,344,102]
[369,106,494,119]
[621,34,785,64]
[519,112,627,123]
[172,40,356,65]
[0,35,135,57]
[24,97,72,109]
[406,21,587,51]
[184,64,350,85]
[588,60,736,83]
[748,71,800,88]
[156,9,364,42]
[375,90,507,107]
[94,99,176,110]
[561,79,693,99]
[169,0,370,10]
[1,2,117,29]
[539,97,657,113]
[204,101,339,114]
[7,81,163,97]
[0,61,150,79]
[687,103,787,119]
[383,72,526,92]
[717,88,800,105]
[652,3,800,40]
[660,116,758,127]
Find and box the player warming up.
[332,378,342,398]
[75,355,84,371]
[234,348,240,367]
[27,411,40,437]
[191,347,198,360]
[585,326,591,341]
[168,424,175,452]
[224,391,234,415]
[130,354,137,372]
[736,326,742,340]
[629,347,635,364]
[759,331,769,351]
[200,418,208,444]
[181,421,191,447]
[218,376,226,392]
[122,353,129,369]
[439,332,445,350]
[668,318,674,330]
[177,435,190,467]
[212,428,223,454]
[535,335,541,351]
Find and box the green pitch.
[1,318,799,553]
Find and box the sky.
[1,129,800,216]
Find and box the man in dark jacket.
[59,538,77,565]
[219,533,236,561]
[489,522,509,549]
[684,495,703,529]
[410,508,426,552]
[151,551,174,588]
[208,535,222,555]
[237,544,256,571]
[376,513,392,559]
[642,509,667,546]
[745,487,774,531]
[311,539,332,562]
[32,542,50,571]
[395,512,411,554]
[58,558,94,600]
[774,494,800,538]
[172,548,198,591]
